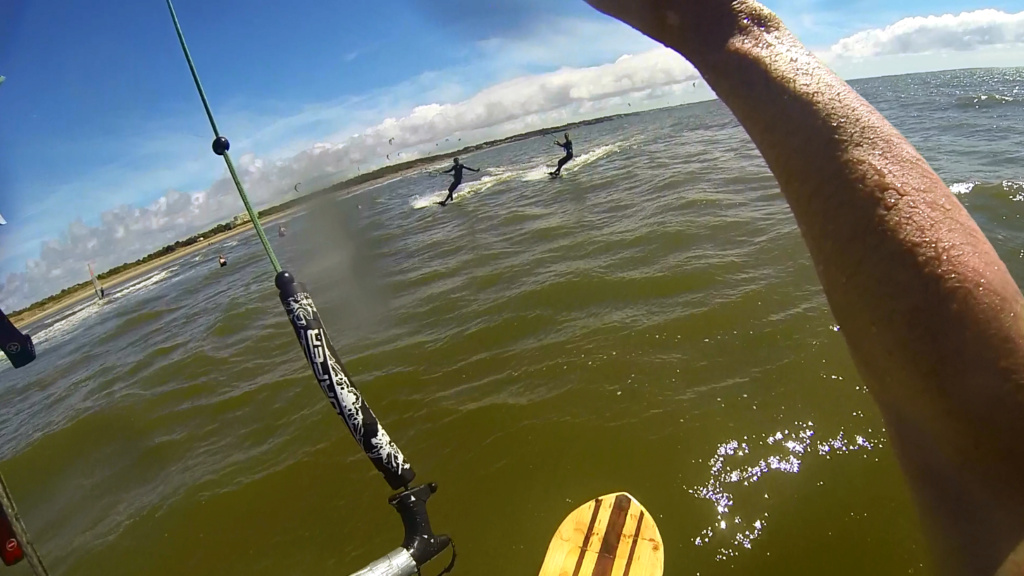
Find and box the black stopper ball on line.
[275,271,296,290]
[212,136,230,156]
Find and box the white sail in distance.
[88,263,104,299]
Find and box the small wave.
[1006,181,1024,202]
[111,306,181,335]
[950,180,1024,200]
[32,302,103,347]
[111,268,179,300]
[521,141,633,182]
[362,176,405,192]
[949,181,979,195]
[28,268,181,346]
[954,93,1020,108]
[409,168,522,209]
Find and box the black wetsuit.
[440,162,479,205]
[552,138,574,175]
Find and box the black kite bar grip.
[276,271,416,490]
[390,483,451,565]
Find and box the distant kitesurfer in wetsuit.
[550,133,573,177]
[438,157,479,206]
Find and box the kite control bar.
[165,1,454,573]
[350,484,454,576]
[276,274,453,574]
[276,271,416,489]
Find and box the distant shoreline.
[10,210,294,329]
[8,111,646,327]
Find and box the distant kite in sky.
[0,212,6,225]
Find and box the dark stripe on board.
[591,494,632,576]
[572,498,604,576]
[621,509,645,576]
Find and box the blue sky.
[1,0,1022,310]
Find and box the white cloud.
[475,16,661,74]
[826,9,1024,59]
[0,48,701,311]
[359,48,697,146]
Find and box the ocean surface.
[1,68,1023,575]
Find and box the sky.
[0,0,1022,311]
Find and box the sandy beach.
[10,210,294,329]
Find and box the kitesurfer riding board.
[538,493,663,576]
[549,133,574,177]
[437,158,479,206]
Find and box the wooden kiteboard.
[538,493,663,576]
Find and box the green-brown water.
[2,68,1023,575]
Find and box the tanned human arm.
[582,1,1024,573]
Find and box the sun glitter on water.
[689,422,884,561]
